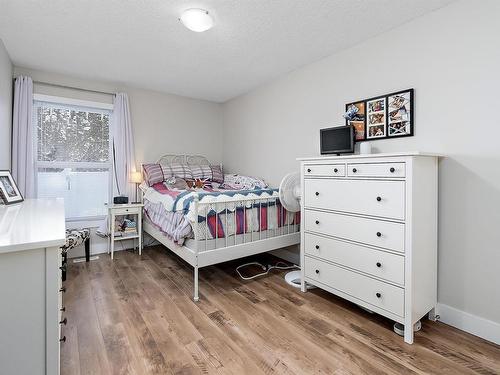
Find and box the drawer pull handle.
[376,292,382,298]
[376,196,382,202]
[315,191,319,196]
[352,168,357,173]
[333,168,338,173]
[60,318,67,325]
[59,287,66,293]
[307,168,311,172]
[315,269,320,274]
[60,336,66,343]
[60,306,66,312]
[315,245,319,250]
[390,167,395,173]
[376,262,382,268]
[315,220,320,225]
[376,232,382,237]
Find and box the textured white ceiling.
[0,0,454,102]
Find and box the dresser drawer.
[304,164,345,177]
[305,256,404,317]
[304,210,405,253]
[347,162,405,178]
[304,179,405,220]
[304,233,405,284]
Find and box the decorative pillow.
[170,163,193,180]
[143,164,164,186]
[190,165,213,180]
[210,165,224,184]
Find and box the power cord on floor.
[236,261,299,280]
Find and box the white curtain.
[12,76,35,198]
[112,93,136,198]
[97,93,136,236]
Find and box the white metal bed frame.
[142,154,300,301]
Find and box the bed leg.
[193,266,200,302]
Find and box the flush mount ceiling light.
[179,8,214,32]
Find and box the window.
[33,95,113,220]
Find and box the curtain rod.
[33,80,116,97]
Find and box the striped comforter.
[142,183,299,244]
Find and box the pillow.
[160,164,174,179]
[170,163,193,180]
[164,177,189,190]
[191,165,213,180]
[210,165,224,184]
[223,174,268,190]
[143,164,163,186]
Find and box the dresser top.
[0,198,66,254]
[297,151,441,161]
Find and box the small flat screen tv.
[320,125,355,155]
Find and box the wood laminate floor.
[61,246,500,375]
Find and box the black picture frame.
[345,88,414,142]
[0,170,24,205]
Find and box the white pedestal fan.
[279,172,314,289]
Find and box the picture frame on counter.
[0,170,24,205]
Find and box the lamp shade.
[129,171,142,184]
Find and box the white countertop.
[0,199,66,254]
[297,151,441,161]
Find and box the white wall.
[0,39,13,169]
[14,67,224,165]
[223,0,500,331]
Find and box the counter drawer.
[347,162,405,178]
[304,164,345,177]
[304,178,405,220]
[304,210,405,253]
[305,256,405,317]
[304,233,405,285]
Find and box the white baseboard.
[437,303,500,345]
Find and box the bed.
[141,154,301,301]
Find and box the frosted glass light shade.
[129,171,142,183]
[180,9,214,32]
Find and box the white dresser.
[0,199,66,375]
[298,152,439,344]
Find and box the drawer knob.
[315,191,319,196]
[376,232,382,237]
[376,292,382,298]
[60,336,66,343]
[376,262,382,268]
[376,196,382,202]
[60,306,66,312]
[315,245,320,250]
[315,269,320,274]
[390,167,395,173]
[334,168,338,173]
[307,168,311,172]
[59,287,66,293]
[352,168,357,173]
[60,318,67,325]
[315,220,320,225]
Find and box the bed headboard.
[155,154,211,167]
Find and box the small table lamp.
[129,171,142,203]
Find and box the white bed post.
[193,193,200,302]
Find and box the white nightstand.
[108,203,144,259]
